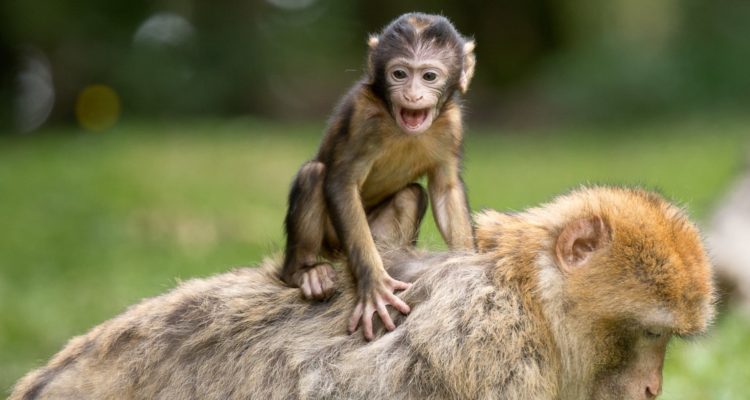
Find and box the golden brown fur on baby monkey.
[281,13,476,339]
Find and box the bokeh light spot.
[15,47,55,133]
[75,84,121,132]
[133,12,194,47]
[265,0,317,11]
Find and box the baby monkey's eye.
[422,71,438,82]
[392,69,408,80]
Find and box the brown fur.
[281,13,476,337]
[11,186,714,400]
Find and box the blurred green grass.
[1,116,748,398]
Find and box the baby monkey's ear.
[459,40,476,94]
[366,35,380,83]
[368,35,380,49]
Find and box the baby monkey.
[281,13,476,340]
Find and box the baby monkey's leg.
[283,168,426,306]
[345,183,427,340]
[368,183,428,249]
[281,161,337,300]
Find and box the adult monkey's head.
[367,13,476,135]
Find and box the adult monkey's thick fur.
[281,13,476,339]
[12,187,714,400]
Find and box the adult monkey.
[281,13,476,339]
[11,186,715,400]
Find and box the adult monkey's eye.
[422,71,438,82]
[392,69,408,80]
[643,329,663,339]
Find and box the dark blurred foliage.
[1,0,749,132]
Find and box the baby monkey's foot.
[295,263,337,300]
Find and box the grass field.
[1,116,749,398]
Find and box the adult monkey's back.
[12,187,714,400]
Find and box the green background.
[3,0,750,398]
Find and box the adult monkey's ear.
[459,40,476,94]
[554,216,611,273]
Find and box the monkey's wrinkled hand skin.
[347,274,411,341]
[292,263,337,301]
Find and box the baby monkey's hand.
[347,274,411,341]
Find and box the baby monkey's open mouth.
[397,107,433,134]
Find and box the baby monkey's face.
[386,57,449,134]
